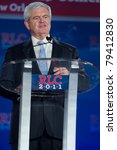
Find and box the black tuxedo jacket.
[0,38,89,144]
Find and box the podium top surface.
[0,58,99,97]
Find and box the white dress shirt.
[31,36,53,69]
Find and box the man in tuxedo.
[0,2,89,150]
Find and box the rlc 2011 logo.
[32,75,68,90]
[38,75,63,90]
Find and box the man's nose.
[39,17,44,22]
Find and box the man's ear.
[24,20,30,30]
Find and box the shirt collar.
[31,35,50,46]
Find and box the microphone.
[46,36,52,43]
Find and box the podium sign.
[32,75,69,91]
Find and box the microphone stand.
[33,36,52,47]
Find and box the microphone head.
[46,36,52,42]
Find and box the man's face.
[25,7,51,38]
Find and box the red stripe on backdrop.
[0,0,100,17]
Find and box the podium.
[0,58,99,150]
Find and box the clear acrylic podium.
[0,58,99,150]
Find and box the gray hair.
[24,2,52,20]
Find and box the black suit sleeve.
[0,48,19,100]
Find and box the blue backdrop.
[0,18,100,150]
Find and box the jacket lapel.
[22,40,41,74]
[48,39,64,74]
[22,39,35,59]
